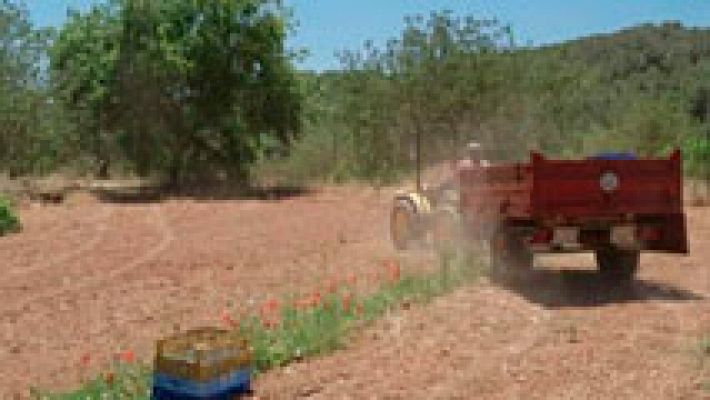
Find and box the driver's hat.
[467,141,482,153]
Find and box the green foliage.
[696,334,710,392]
[701,335,710,356]
[0,195,20,236]
[0,0,54,176]
[335,12,515,178]
[684,135,710,177]
[247,250,479,373]
[48,1,122,177]
[31,362,151,400]
[50,0,302,183]
[2,3,710,184]
[275,17,710,183]
[3,4,709,184]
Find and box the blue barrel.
[151,366,251,400]
[150,327,252,399]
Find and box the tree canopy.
[275,16,710,183]
[0,0,51,175]
[0,4,708,185]
[50,0,302,183]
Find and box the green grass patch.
[694,335,710,393]
[0,195,20,236]
[700,335,710,356]
[31,363,152,400]
[36,246,483,399]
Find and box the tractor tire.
[595,248,640,281]
[391,198,419,250]
[431,208,461,250]
[490,227,533,281]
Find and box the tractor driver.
[458,141,490,169]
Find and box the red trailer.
[391,149,688,280]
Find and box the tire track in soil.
[0,195,387,396]
[0,187,435,395]
[1,203,105,242]
[0,210,65,249]
[12,200,269,338]
[0,206,174,396]
[0,205,173,317]
[0,205,84,245]
[1,206,113,281]
[28,194,390,339]
[0,206,111,272]
[69,198,390,332]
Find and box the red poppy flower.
[220,310,235,327]
[116,349,134,363]
[261,316,279,330]
[261,298,279,315]
[79,352,91,367]
[341,293,352,312]
[310,291,321,307]
[383,260,401,282]
[345,273,357,286]
[103,371,115,385]
[355,303,364,317]
[325,277,339,294]
[368,271,380,285]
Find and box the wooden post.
[706,126,710,199]
[416,126,422,192]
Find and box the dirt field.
[0,185,708,398]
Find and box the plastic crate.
[151,327,251,399]
[151,367,251,400]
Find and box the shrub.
[0,196,20,236]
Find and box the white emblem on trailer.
[599,171,620,193]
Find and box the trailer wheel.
[391,198,419,250]
[595,248,639,280]
[490,227,533,280]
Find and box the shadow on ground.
[496,269,704,309]
[91,184,312,204]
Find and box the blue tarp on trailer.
[588,152,637,160]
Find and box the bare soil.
[255,209,710,400]
[0,185,707,399]
[0,185,412,397]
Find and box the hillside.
[518,22,710,160]
[276,21,710,184]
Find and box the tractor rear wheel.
[432,209,462,250]
[595,248,639,280]
[391,198,419,250]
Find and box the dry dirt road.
[0,185,708,399]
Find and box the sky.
[25,0,710,71]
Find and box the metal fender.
[394,191,431,214]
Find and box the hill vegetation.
[0,2,707,185]
[270,15,710,183]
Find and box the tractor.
[390,143,688,280]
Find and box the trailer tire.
[595,248,639,280]
[391,198,419,250]
[490,227,533,281]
